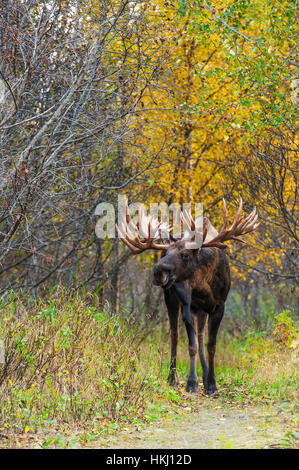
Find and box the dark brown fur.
[153,239,231,394]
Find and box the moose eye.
[181,251,189,261]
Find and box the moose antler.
[116,202,171,254]
[117,199,259,253]
[182,198,260,249]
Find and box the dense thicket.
[0,1,297,328]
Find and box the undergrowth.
[0,290,177,447]
[0,290,297,448]
[172,309,298,405]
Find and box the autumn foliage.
[0,0,297,321]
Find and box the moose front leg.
[206,303,224,395]
[164,287,180,386]
[197,311,208,391]
[184,313,198,393]
[174,282,198,393]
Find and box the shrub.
[0,291,165,437]
[272,310,298,348]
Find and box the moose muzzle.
[153,263,175,288]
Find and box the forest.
[0,0,298,449]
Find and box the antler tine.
[138,206,149,238]
[222,198,228,230]
[125,200,138,234]
[180,210,195,232]
[236,206,256,232]
[234,207,259,236]
[189,211,196,232]
[241,215,260,234]
[228,197,243,231]
[202,217,209,243]
[181,210,212,247]
[125,200,130,223]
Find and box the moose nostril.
[153,265,170,286]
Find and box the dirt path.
[93,401,295,449]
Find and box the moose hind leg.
[197,311,208,390]
[206,304,224,395]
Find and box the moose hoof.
[205,384,219,396]
[186,380,198,394]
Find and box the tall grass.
[0,290,169,442]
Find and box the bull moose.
[116,199,259,395]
